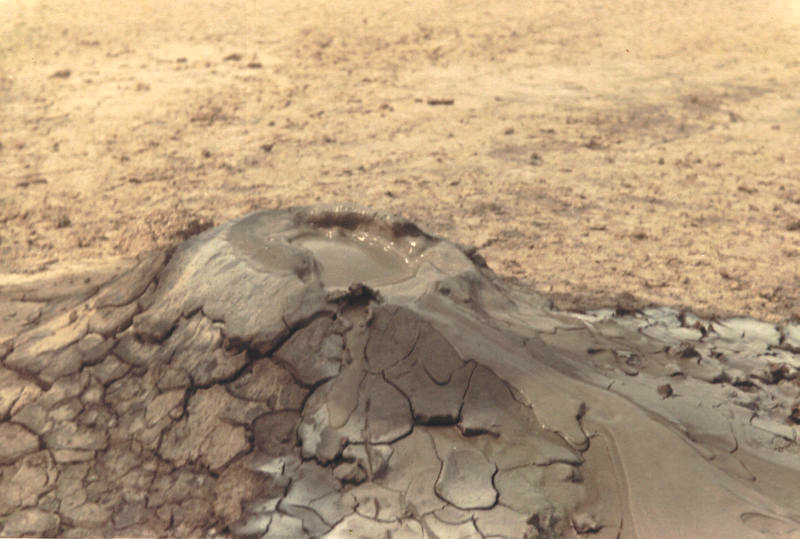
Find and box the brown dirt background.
[1,0,799,322]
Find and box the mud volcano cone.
[1,205,799,537]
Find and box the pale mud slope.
[1,207,798,538]
[2,0,800,322]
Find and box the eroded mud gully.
[1,206,799,538]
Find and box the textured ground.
[2,3,800,537]
[2,0,800,321]
[0,206,798,538]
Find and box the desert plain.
[1,0,799,321]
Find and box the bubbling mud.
[0,205,798,538]
[292,234,415,287]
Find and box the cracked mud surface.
[1,206,799,538]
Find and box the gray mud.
[1,205,799,538]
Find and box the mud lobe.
[1,205,799,538]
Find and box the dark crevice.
[0,340,14,362]
[419,415,461,427]
[189,305,212,323]
[430,508,473,525]
[179,385,197,420]
[488,465,500,510]
[279,501,330,533]
[455,362,477,429]
[732,379,759,392]
[412,505,440,538]
[3,360,52,392]
[292,376,328,415]
[191,350,258,393]
[366,322,420,375]
[380,371,414,416]
[136,315,180,344]
[281,307,338,337]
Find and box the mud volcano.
[1,205,799,537]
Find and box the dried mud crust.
[1,206,799,538]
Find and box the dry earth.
[2,0,800,321]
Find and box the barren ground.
[2,0,799,322]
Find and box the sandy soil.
[2,0,799,322]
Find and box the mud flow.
[1,206,798,538]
